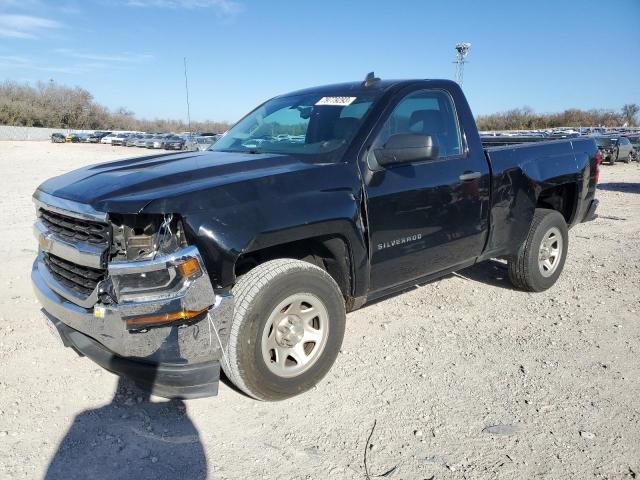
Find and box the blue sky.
[1,0,639,123]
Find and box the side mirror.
[374,134,439,166]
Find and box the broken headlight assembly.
[110,213,188,262]
[106,213,204,303]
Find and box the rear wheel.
[222,259,346,401]
[508,209,568,292]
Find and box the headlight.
[105,213,201,303]
[109,248,203,302]
[112,268,177,298]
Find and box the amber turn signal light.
[177,257,201,278]
[125,307,208,329]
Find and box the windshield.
[211,91,380,159]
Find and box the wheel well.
[536,184,576,224]
[235,236,352,300]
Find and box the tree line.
[476,104,639,131]
[1,79,637,133]
[0,80,231,133]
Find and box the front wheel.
[508,209,569,292]
[222,259,346,401]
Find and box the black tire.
[508,208,569,292]
[222,259,346,401]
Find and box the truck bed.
[480,137,599,260]
[480,135,581,147]
[481,135,551,147]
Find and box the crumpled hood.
[37,150,322,214]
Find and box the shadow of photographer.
[45,370,207,480]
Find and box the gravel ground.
[0,141,638,480]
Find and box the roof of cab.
[277,79,457,98]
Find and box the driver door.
[364,88,490,293]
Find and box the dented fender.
[140,162,370,296]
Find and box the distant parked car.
[134,134,153,147]
[595,136,634,164]
[124,134,142,147]
[163,135,185,150]
[183,136,198,151]
[144,135,166,149]
[158,134,176,149]
[100,133,118,144]
[65,133,83,143]
[87,131,111,143]
[143,135,156,149]
[51,133,65,143]
[549,132,580,139]
[111,133,132,146]
[185,135,221,151]
[625,135,640,162]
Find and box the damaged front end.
[598,146,616,163]
[31,190,233,398]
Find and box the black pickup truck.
[32,75,600,400]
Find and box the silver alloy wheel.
[538,226,563,277]
[261,293,330,378]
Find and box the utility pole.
[183,57,192,133]
[454,42,471,86]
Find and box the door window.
[374,89,462,158]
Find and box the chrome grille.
[43,252,106,297]
[39,208,110,245]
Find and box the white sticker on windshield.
[315,96,357,106]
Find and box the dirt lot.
[0,141,638,480]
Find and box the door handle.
[459,171,482,181]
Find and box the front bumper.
[45,313,223,398]
[32,247,234,398]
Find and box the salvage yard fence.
[0,126,98,141]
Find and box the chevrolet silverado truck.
[32,75,600,401]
